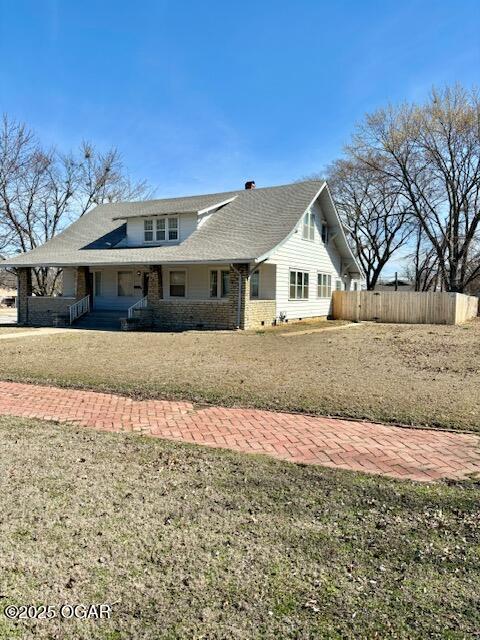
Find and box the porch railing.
[68,295,90,325]
[128,296,148,319]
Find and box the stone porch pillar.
[17,267,32,325]
[147,265,163,303]
[75,266,90,300]
[228,263,250,329]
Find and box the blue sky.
[0,0,479,274]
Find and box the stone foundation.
[149,299,231,330]
[26,297,75,326]
[245,299,276,329]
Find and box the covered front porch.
[16,262,277,331]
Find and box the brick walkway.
[0,381,478,482]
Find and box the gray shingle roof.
[110,191,240,220]
[0,180,357,269]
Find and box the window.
[335,279,343,291]
[156,218,165,241]
[209,270,218,298]
[221,270,229,297]
[321,223,329,244]
[168,217,178,240]
[118,271,134,297]
[289,270,309,299]
[143,217,179,242]
[250,270,259,298]
[302,209,315,241]
[318,273,332,298]
[353,281,359,291]
[210,270,230,298]
[169,271,186,297]
[94,272,102,297]
[144,219,153,242]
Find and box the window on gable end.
[321,223,329,244]
[302,209,315,241]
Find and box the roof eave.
[1,257,259,268]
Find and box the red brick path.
[0,381,478,482]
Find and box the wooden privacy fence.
[332,291,479,325]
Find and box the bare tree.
[328,158,412,290]
[0,115,151,294]
[401,222,442,291]
[348,85,480,293]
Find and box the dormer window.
[302,208,315,241]
[144,217,179,243]
[168,217,178,240]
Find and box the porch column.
[75,266,89,300]
[148,265,163,303]
[228,263,250,329]
[17,267,32,325]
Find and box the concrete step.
[73,311,124,330]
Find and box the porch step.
[73,310,124,331]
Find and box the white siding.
[162,264,229,300]
[252,263,276,300]
[91,266,147,310]
[268,200,345,320]
[126,213,198,246]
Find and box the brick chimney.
[244,180,256,190]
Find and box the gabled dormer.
[111,194,239,248]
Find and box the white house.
[1,180,363,330]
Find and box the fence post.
[355,289,361,322]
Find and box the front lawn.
[0,320,478,431]
[0,416,478,639]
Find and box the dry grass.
[0,415,479,639]
[0,328,32,335]
[0,320,479,431]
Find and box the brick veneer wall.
[27,296,75,326]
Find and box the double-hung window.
[209,270,230,298]
[168,217,178,240]
[144,219,154,242]
[289,270,309,299]
[144,217,179,242]
[318,273,332,298]
[169,271,186,297]
[156,218,166,241]
[302,209,315,241]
